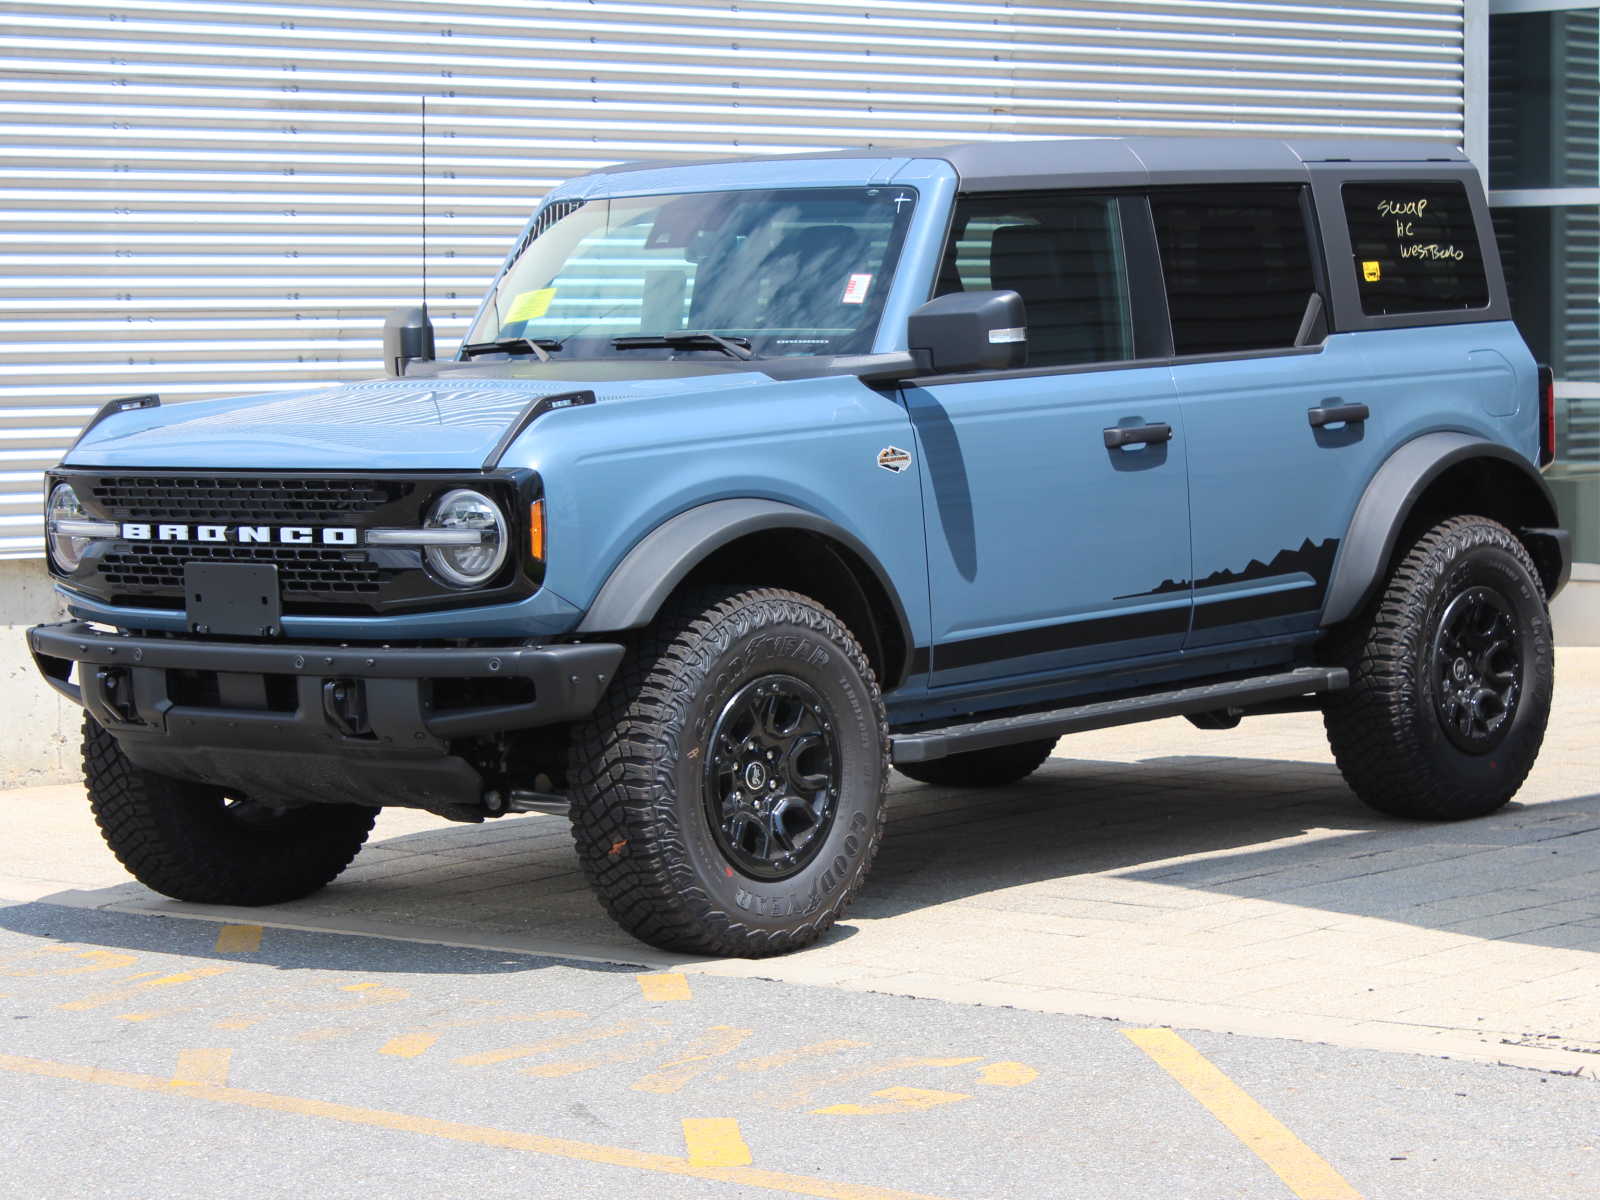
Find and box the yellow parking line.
[1124,1028,1362,1200]
[682,1118,753,1167]
[58,967,232,1012]
[637,972,692,1002]
[214,925,262,954]
[173,1049,232,1087]
[976,1062,1037,1088]
[632,1026,753,1094]
[0,1052,950,1200]
[813,1086,970,1116]
[380,1033,441,1059]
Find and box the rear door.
[1153,185,1390,648]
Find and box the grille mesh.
[89,476,400,526]
[100,544,382,597]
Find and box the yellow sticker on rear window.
[1361,260,1382,283]
[506,287,557,321]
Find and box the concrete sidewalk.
[6,650,1598,1076]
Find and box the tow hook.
[95,667,138,724]
[322,678,370,737]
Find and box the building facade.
[0,0,1592,576]
[1489,0,1600,566]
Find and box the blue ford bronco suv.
[30,137,1571,957]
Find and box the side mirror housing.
[905,290,1027,375]
[383,305,436,377]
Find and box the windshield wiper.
[611,333,754,361]
[461,337,564,363]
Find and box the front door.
[909,192,1191,687]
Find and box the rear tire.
[567,587,887,957]
[1322,515,1553,820]
[84,716,377,905]
[894,739,1057,787]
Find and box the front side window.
[468,186,917,359]
[1150,187,1316,356]
[935,194,1133,368]
[1342,181,1490,316]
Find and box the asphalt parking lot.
[2,648,1597,1197]
[2,905,1598,1200]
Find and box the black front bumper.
[28,621,624,815]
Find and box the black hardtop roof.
[590,135,1468,192]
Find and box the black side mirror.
[906,290,1027,375]
[383,305,436,377]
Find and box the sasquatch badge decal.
[877,446,912,473]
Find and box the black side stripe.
[1191,586,1321,631]
[934,604,1190,673]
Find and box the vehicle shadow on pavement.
[0,897,639,977]
[15,750,1595,964]
[860,753,1600,952]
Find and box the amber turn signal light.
[529,498,546,562]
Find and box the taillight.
[1537,364,1557,467]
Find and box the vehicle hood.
[64,370,771,470]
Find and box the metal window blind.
[0,0,1467,555]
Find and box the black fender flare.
[575,498,917,681]
[1320,432,1565,627]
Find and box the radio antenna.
[419,94,428,314]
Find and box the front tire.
[567,587,888,957]
[895,739,1057,787]
[84,716,377,905]
[1322,515,1553,820]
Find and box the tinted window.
[935,195,1133,368]
[1342,181,1490,316]
[1150,188,1316,355]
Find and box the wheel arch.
[575,499,916,689]
[1321,432,1568,627]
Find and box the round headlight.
[423,488,508,588]
[46,483,91,573]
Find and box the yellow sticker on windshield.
[506,287,557,321]
[1361,261,1381,283]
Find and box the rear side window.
[1150,188,1317,356]
[1342,181,1489,316]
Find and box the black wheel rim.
[703,674,841,881]
[1430,584,1523,754]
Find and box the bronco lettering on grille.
[119,523,359,546]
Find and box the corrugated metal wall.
[0,0,1468,555]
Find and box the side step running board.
[891,667,1348,764]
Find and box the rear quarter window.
[1342,181,1490,316]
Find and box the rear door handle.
[1307,402,1369,428]
[1103,422,1173,449]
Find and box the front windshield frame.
[465,184,920,361]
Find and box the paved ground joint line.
[1124,1028,1362,1200]
[0,1052,946,1200]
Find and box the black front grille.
[100,543,382,598]
[89,475,402,526]
[56,468,538,618]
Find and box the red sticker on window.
[841,273,873,304]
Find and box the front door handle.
[1103,422,1173,449]
[1307,401,1370,428]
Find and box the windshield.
[466,186,918,359]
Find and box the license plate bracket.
[184,562,283,637]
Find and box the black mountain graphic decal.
[1117,538,1339,601]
